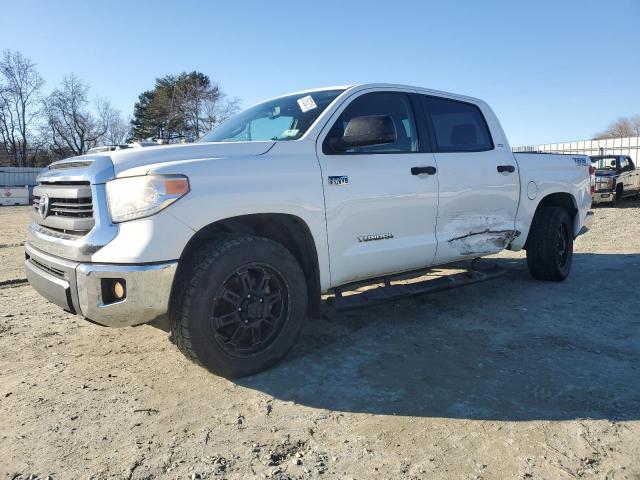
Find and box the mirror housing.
[330,115,397,152]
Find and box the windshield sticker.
[297,95,317,113]
[282,129,299,138]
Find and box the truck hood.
[104,141,274,175]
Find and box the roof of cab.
[258,83,484,107]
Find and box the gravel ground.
[1,203,639,480]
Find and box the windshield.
[591,156,618,171]
[199,89,345,143]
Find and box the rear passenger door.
[419,95,520,264]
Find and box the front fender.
[139,152,331,289]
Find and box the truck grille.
[32,181,95,236]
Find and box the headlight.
[595,177,615,188]
[105,174,190,223]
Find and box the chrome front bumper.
[25,243,177,327]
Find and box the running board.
[326,265,506,311]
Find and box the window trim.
[420,94,495,153]
[626,157,635,170]
[322,91,422,156]
[410,93,435,153]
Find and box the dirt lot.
[1,204,639,480]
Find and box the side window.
[619,157,630,171]
[422,96,493,152]
[323,92,418,154]
[625,157,635,171]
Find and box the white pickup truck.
[25,84,593,377]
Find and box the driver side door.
[315,91,439,287]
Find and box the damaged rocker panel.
[447,229,520,255]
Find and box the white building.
[513,136,639,164]
[0,166,44,203]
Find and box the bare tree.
[200,94,241,134]
[0,50,44,166]
[176,77,241,140]
[95,97,130,145]
[594,115,640,139]
[171,72,238,140]
[42,74,110,156]
[174,73,218,139]
[105,111,131,145]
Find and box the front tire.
[526,207,573,281]
[170,234,308,378]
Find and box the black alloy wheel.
[211,264,288,357]
[169,234,308,378]
[526,206,573,281]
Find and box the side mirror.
[331,115,397,152]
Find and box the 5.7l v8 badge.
[328,175,349,186]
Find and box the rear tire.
[170,234,308,378]
[615,184,624,203]
[526,207,573,281]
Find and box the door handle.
[411,166,437,176]
[497,165,516,173]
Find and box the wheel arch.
[523,192,578,249]
[171,213,322,316]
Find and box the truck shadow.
[239,253,640,421]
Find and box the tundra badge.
[358,233,394,243]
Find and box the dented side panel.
[447,229,520,256]
[432,154,520,264]
[435,213,520,262]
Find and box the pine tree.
[130,72,238,142]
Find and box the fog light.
[112,280,126,300]
[100,278,127,305]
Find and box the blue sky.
[1,0,638,145]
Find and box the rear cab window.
[421,96,493,152]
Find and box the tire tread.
[169,234,306,376]
[171,235,264,366]
[526,206,572,281]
